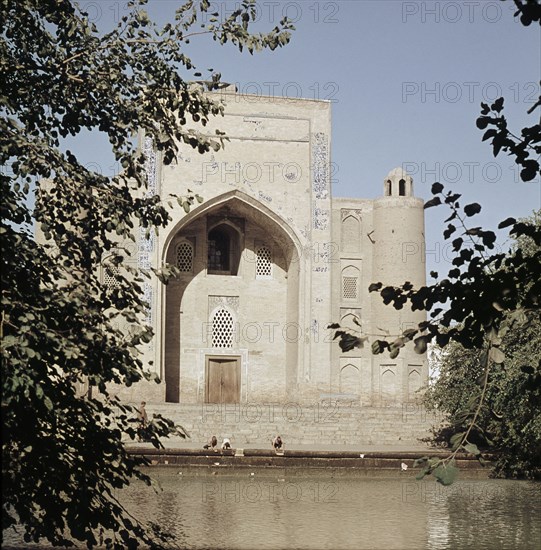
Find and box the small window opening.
[207,223,240,275]
[208,228,230,272]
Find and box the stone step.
[138,402,442,447]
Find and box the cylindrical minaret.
[370,167,427,405]
[372,167,426,336]
[369,168,428,405]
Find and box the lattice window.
[212,308,234,348]
[256,245,272,278]
[342,276,358,300]
[176,241,193,273]
[104,265,121,289]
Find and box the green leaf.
[444,224,456,239]
[488,346,505,364]
[431,182,444,194]
[450,432,464,450]
[371,340,389,355]
[464,203,481,217]
[498,217,516,229]
[463,443,481,456]
[433,462,458,486]
[424,197,442,209]
[402,328,418,340]
[491,97,504,113]
[476,116,489,129]
[452,237,464,252]
[413,335,429,354]
[415,467,430,480]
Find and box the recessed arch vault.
[160,190,303,403]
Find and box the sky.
[79,0,540,276]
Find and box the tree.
[331,0,541,484]
[1,0,293,546]
[423,212,541,480]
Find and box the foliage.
[330,0,541,483]
[424,212,541,479]
[368,180,541,352]
[333,174,541,360]
[1,0,292,546]
[424,307,541,479]
[477,96,539,182]
[348,197,540,482]
[510,0,541,26]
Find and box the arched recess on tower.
[160,190,303,403]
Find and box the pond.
[3,467,540,549]
[121,467,540,550]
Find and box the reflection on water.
[3,468,540,549]
[122,468,540,550]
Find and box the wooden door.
[206,357,240,403]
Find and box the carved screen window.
[342,276,358,300]
[256,245,272,278]
[212,308,234,348]
[176,241,193,273]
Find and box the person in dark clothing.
[272,435,284,453]
[203,435,218,451]
[137,401,148,442]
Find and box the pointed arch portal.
[161,191,302,403]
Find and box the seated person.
[272,435,284,452]
[203,435,218,450]
[221,438,231,450]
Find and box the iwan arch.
[120,88,428,413]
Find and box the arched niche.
[342,215,360,253]
[407,369,422,401]
[340,364,360,395]
[381,367,396,403]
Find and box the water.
[121,468,540,550]
[4,468,540,549]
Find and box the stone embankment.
[126,402,488,475]
[144,402,442,448]
[127,447,489,476]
